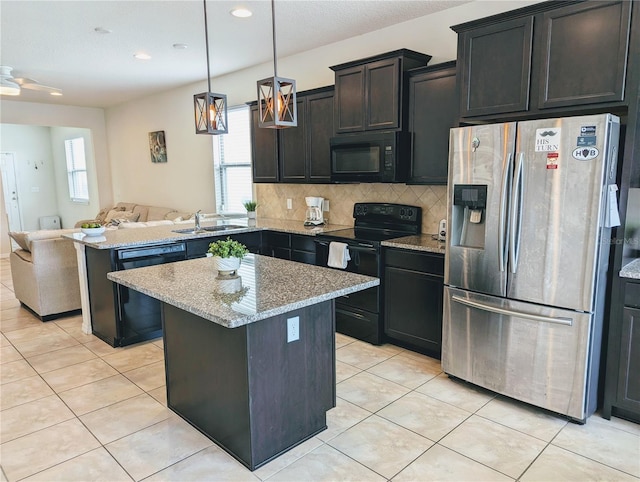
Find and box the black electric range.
[315,203,422,344]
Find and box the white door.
[1,152,23,239]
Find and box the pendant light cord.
[271,0,278,77]
[203,0,212,93]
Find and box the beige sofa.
[9,229,82,320]
[75,202,193,227]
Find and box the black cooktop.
[319,203,422,244]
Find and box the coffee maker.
[304,197,325,226]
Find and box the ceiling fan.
[0,66,62,96]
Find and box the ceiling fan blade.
[14,77,61,94]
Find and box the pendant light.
[257,0,297,128]
[194,0,228,135]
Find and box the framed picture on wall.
[149,131,167,163]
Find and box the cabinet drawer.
[266,231,291,248]
[385,249,444,275]
[625,281,640,308]
[292,234,316,252]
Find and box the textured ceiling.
[0,0,470,108]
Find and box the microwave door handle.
[499,152,513,272]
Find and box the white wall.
[0,124,58,231]
[0,100,112,209]
[105,0,540,213]
[49,127,99,227]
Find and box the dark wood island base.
[162,300,336,471]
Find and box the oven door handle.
[315,240,377,253]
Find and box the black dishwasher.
[88,243,186,347]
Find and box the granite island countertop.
[381,234,446,254]
[107,254,378,328]
[620,258,640,280]
[65,218,352,250]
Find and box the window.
[64,137,89,202]
[213,105,253,213]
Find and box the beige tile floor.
[1,257,639,481]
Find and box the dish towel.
[328,242,351,269]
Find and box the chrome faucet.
[195,210,202,231]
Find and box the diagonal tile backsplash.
[255,183,447,234]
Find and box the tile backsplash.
[255,183,447,234]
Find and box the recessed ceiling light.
[94,27,112,34]
[134,52,151,60]
[230,7,252,18]
[173,43,188,50]
[50,91,63,96]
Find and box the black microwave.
[330,131,409,183]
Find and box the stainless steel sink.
[172,225,245,234]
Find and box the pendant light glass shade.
[257,0,297,128]
[194,0,228,135]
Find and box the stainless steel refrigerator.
[443,113,621,422]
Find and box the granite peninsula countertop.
[620,259,640,280]
[107,254,379,328]
[381,234,446,254]
[65,218,352,250]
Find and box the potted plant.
[243,201,258,219]
[207,237,249,277]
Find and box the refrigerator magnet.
[546,152,559,169]
[572,147,599,161]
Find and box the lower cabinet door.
[384,265,443,357]
[617,307,640,413]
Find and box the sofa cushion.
[147,206,177,221]
[9,232,30,251]
[115,202,137,212]
[132,205,149,221]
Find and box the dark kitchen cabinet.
[250,104,279,183]
[251,86,334,184]
[280,88,334,183]
[330,50,431,134]
[263,231,316,265]
[407,62,458,184]
[384,248,444,358]
[457,16,533,117]
[603,279,640,423]
[453,0,633,120]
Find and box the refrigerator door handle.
[510,152,525,273]
[499,152,513,272]
[451,295,573,326]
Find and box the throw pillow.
[105,209,135,223]
[9,231,30,251]
[113,211,140,223]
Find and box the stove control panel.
[353,203,421,223]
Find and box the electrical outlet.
[287,198,292,210]
[324,200,330,211]
[287,316,299,342]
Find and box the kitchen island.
[107,254,378,471]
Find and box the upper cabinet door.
[459,16,533,117]
[536,0,632,109]
[250,105,279,183]
[307,91,334,182]
[365,58,401,131]
[279,99,307,183]
[334,65,366,133]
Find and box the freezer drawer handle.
[451,295,573,326]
